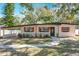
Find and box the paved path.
[51,37,60,42]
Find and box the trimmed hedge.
[18,33,50,38]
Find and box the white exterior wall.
[37,25,59,37]
[58,24,75,37]
[21,25,59,37]
[75,29,79,35]
[20,24,76,37]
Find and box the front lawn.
[1,37,79,56]
[12,39,79,56]
[13,39,79,56]
[2,38,52,45]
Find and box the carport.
[0,26,21,38]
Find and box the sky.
[0,3,58,17]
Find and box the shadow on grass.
[0,38,51,45]
[30,40,79,56]
[0,48,29,56]
[24,38,52,44]
[1,39,79,56]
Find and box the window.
[24,27,34,32]
[39,27,49,32]
[61,27,69,32]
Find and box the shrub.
[44,34,49,38]
[18,33,22,38]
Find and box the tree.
[21,9,38,24]
[55,3,79,23]
[37,7,53,23]
[21,6,53,24]
[14,15,25,25]
[20,3,34,11]
[13,3,34,25]
[0,18,4,25]
[4,3,15,26]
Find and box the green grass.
[1,37,79,56]
[14,39,79,56]
[3,38,52,45]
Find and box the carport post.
[10,30,12,35]
[3,29,4,36]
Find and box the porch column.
[49,27,51,32]
[36,26,39,32]
[49,27,52,36]
[34,26,37,32]
[34,26,37,37]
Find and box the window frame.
[24,27,34,32]
[39,27,49,32]
[61,27,70,32]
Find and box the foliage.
[21,9,38,24]
[20,3,34,11]
[55,3,79,23]
[1,3,79,26]
[3,3,15,26]
[21,4,79,24]
[14,3,34,25]
[14,15,24,25]
[2,3,33,26]
[0,18,4,25]
[38,7,53,23]
[21,6,53,24]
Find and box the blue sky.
[0,3,57,17]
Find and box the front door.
[50,27,55,36]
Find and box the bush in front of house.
[44,34,50,38]
[18,33,22,38]
[18,33,50,38]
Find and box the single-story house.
[0,23,77,38]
